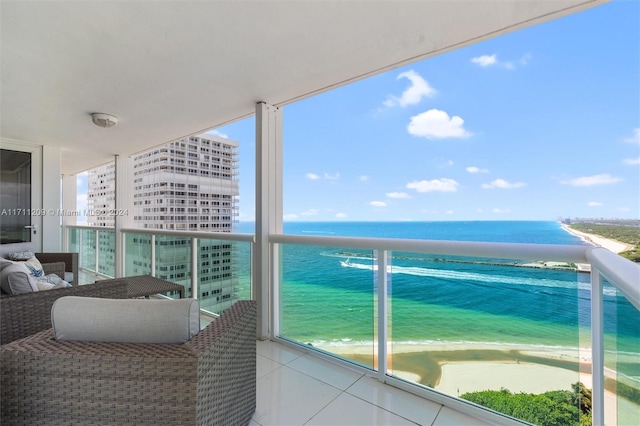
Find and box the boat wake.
[340,259,617,296]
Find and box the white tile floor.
[251,340,492,426]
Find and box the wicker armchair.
[35,251,79,285]
[0,242,79,286]
[1,300,257,425]
[0,279,128,344]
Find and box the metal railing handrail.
[270,233,590,263]
[587,247,640,311]
[121,227,256,243]
[66,224,116,233]
[66,224,255,244]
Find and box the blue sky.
[216,0,639,222]
[80,1,639,223]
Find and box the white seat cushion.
[51,296,201,344]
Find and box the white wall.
[41,145,62,251]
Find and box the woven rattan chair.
[0,279,129,344]
[0,242,79,285]
[1,300,257,425]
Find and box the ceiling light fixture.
[91,113,118,128]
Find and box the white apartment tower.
[86,133,240,313]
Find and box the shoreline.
[315,342,634,423]
[561,223,634,254]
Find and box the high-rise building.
[86,133,239,312]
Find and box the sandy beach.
[318,342,635,425]
[561,223,634,254]
[317,342,594,391]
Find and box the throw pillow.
[52,297,201,344]
[2,252,45,278]
[37,274,71,289]
[0,263,39,294]
[35,280,56,291]
[24,255,45,278]
[6,250,34,261]
[0,258,11,271]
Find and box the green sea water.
[236,221,639,382]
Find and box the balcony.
[2,1,635,424]
[66,224,640,425]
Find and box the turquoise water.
[236,221,639,375]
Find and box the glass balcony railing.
[271,234,640,426]
[66,225,254,316]
[68,226,116,281]
[65,224,638,424]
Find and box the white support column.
[591,270,605,426]
[41,146,61,251]
[61,174,77,252]
[255,102,283,340]
[114,155,127,278]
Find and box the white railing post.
[150,234,156,277]
[94,229,99,275]
[191,237,198,300]
[591,269,605,426]
[78,228,83,271]
[377,249,389,382]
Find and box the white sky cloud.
[408,109,472,139]
[384,70,436,107]
[206,129,229,138]
[588,201,603,207]
[283,213,298,221]
[466,166,489,173]
[482,178,526,189]
[359,176,369,182]
[406,178,459,193]
[624,128,640,144]
[370,201,387,207]
[386,192,411,199]
[471,54,497,67]
[307,172,340,181]
[471,53,531,70]
[323,172,340,180]
[624,156,640,165]
[301,209,318,216]
[493,208,511,214]
[445,210,455,215]
[561,174,623,187]
[335,212,347,218]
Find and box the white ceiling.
[1,0,605,174]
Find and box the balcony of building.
[64,223,639,425]
[2,1,638,424]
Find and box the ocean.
[235,220,639,379]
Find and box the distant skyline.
[213,0,639,222]
[78,1,639,223]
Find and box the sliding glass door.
[0,144,42,249]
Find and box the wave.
[301,230,336,235]
[340,260,618,297]
[309,338,640,357]
[311,338,583,350]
